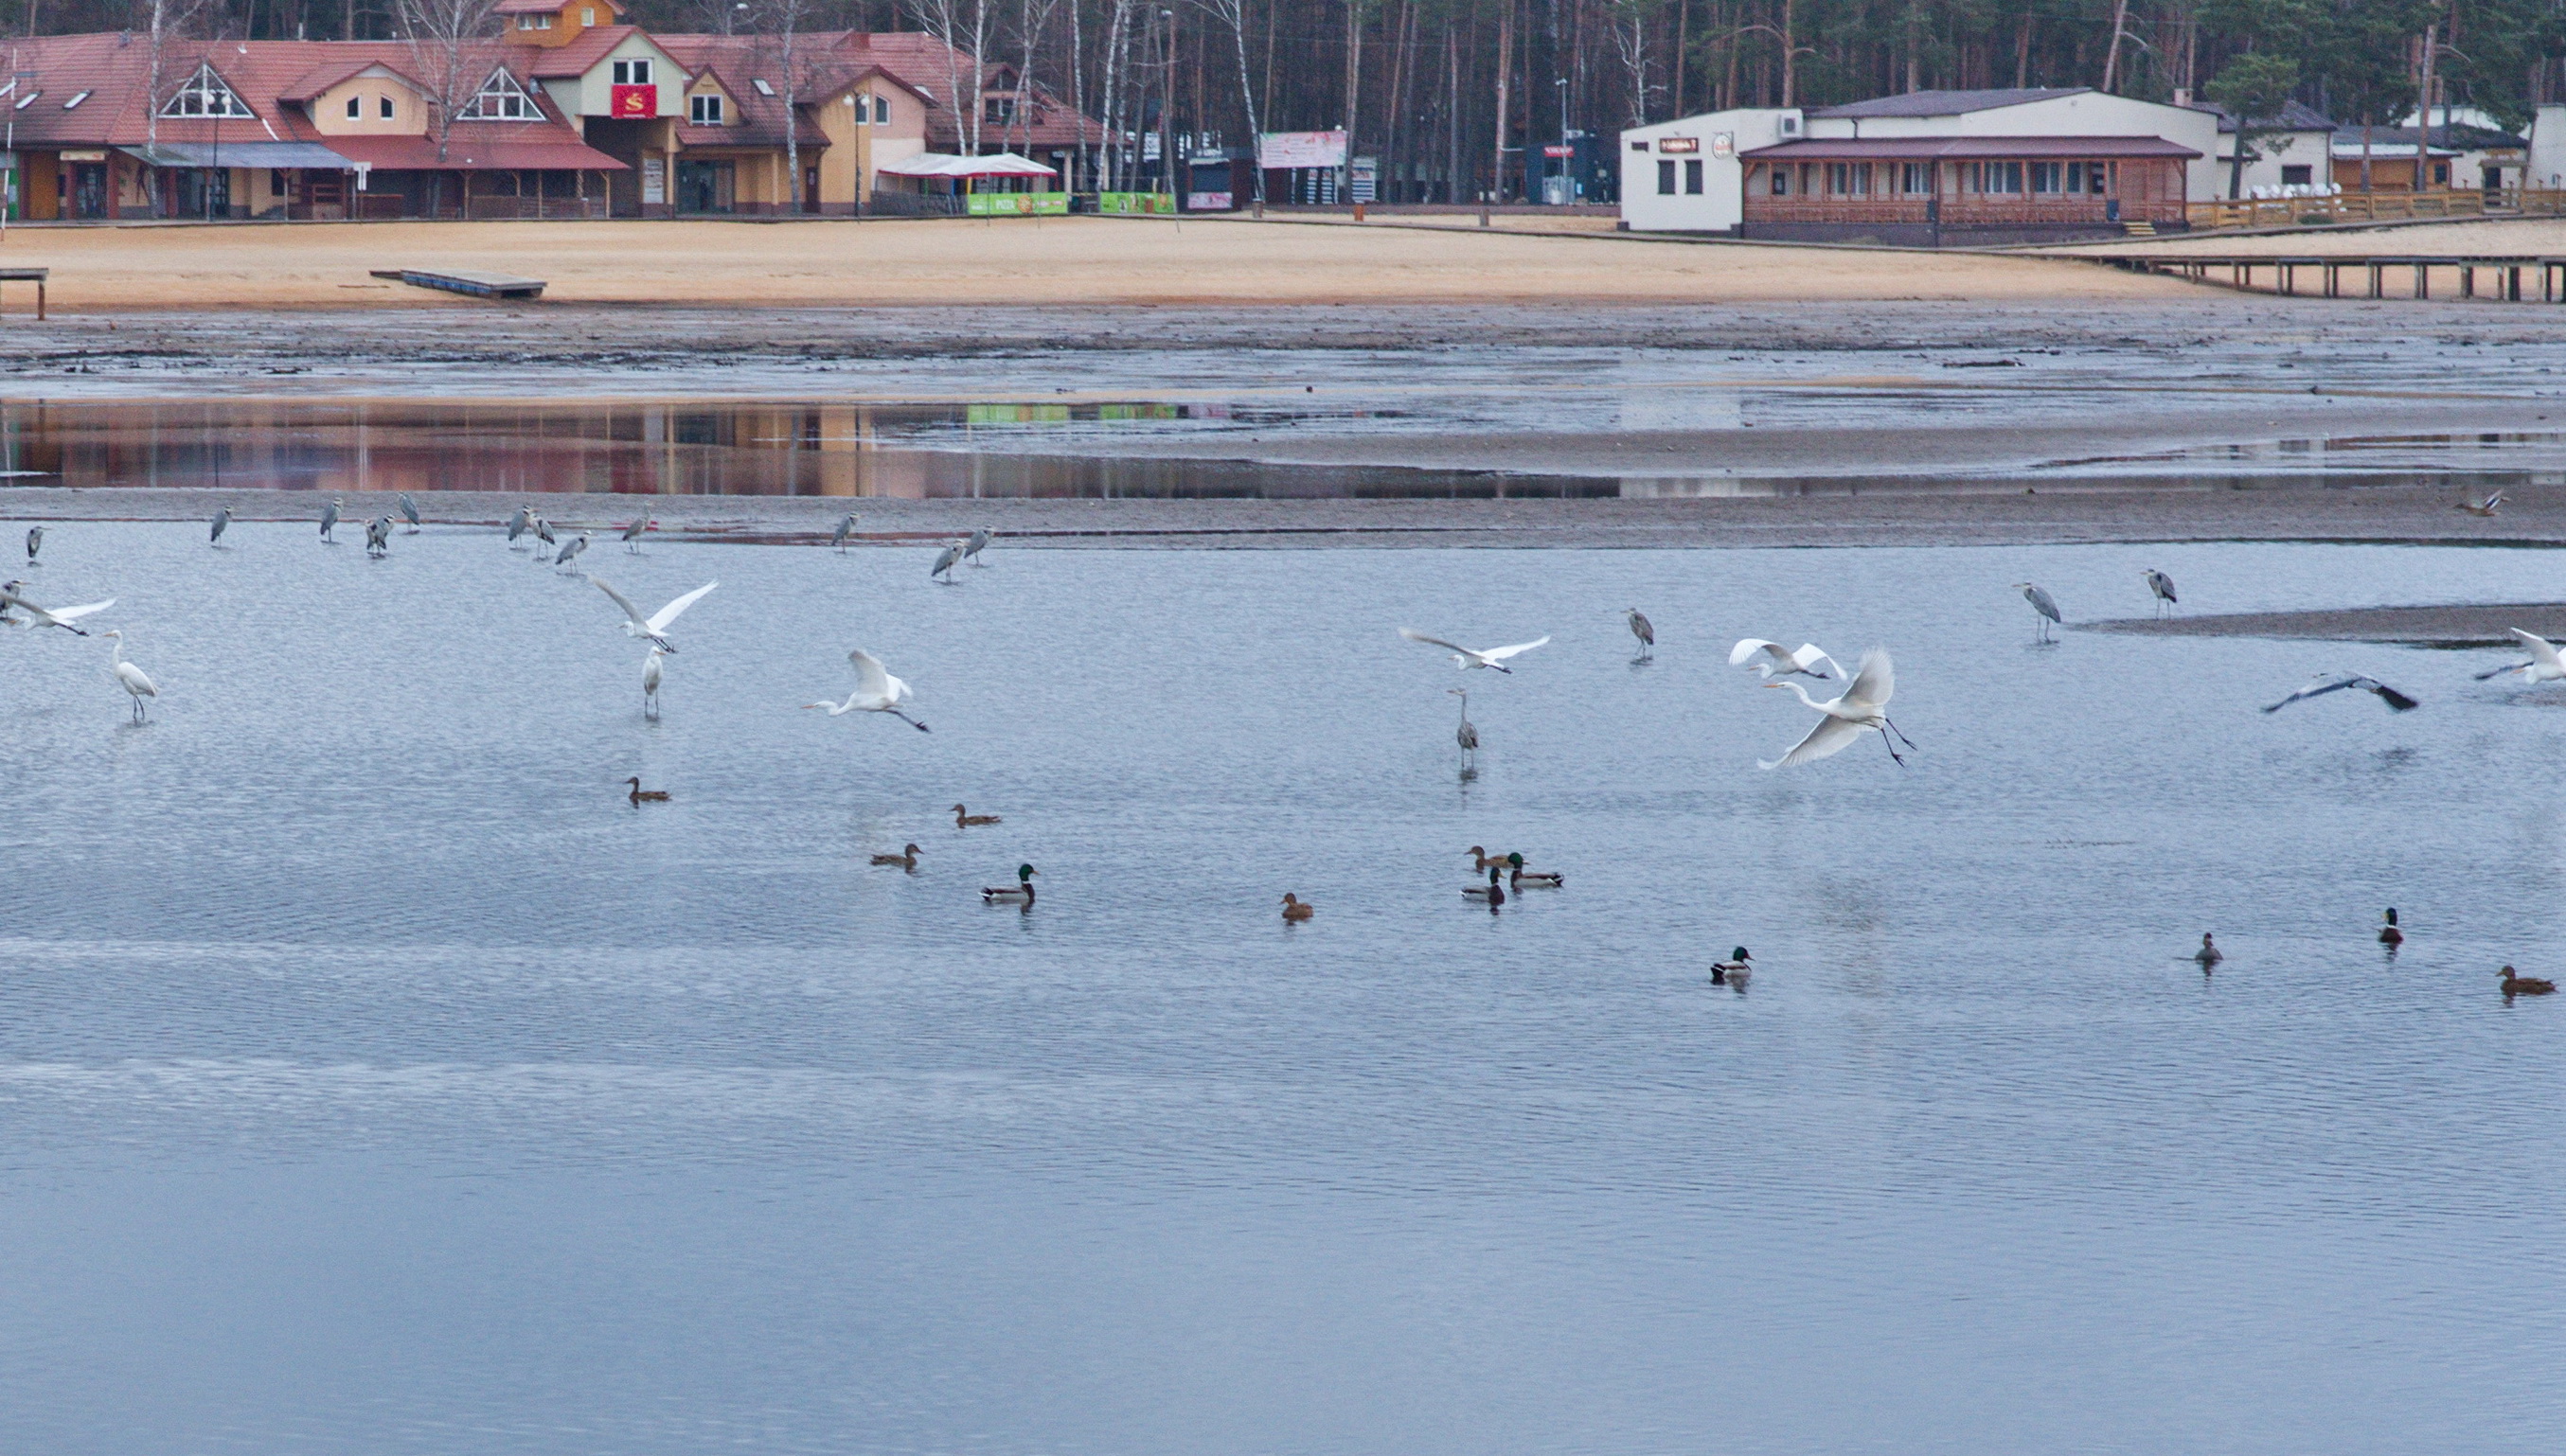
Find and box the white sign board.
[641,156,666,204]
[1257,130,1347,169]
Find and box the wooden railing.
[2183,188,2566,230]
[1744,198,2184,225]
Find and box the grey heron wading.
[831,513,858,552]
[2144,569,2178,617]
[209,506,232,545]
[1450,687,1478,771]
[364,516,392,558]
[506,506,531,548]
[399,493,422,532]
[1624,608,1654,660]
[319,498,342,543]
[931,541,963,582]
[24,525,41,564]
[964,527,993,566]
[2013,582,2061,642]
[621,517,653,553]
[553,533,589,571]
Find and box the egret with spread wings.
[1729,638,1839,680]
[804,648,929,732]
[2261,674,2419,714]
[588,577,718,652]
[2474,628,2566,684]
[1759,648,1914,769]
[1399,628,1551,673]
[0,582,114,635]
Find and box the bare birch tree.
[1190,0,1263,204]
[908,0,991,154]
[393,0,501,217]
[749,0,815,208]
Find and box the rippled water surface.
[5,525,2564,1454]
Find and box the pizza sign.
[611,83,655,117]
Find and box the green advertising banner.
[966,192,1070,216]
[1096,192,1176,215]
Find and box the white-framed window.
[161,63,255,118]
[345,95,361,118]
[1900,161,1933,194]
[689,92,722,124]
[581,7,595,22]
[461,69,543,119]
[612,59,653,85]
[518,13,552,28]
[1767,165,1789,195]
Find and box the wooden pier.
[2063,252,2566,303]
[0,267,49,319]
[368,268,546,300]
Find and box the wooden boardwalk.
[368,268,546,300]
[2062,252,2566,302]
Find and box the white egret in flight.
[100,630,157,721]
[1760,648,1913,769]
[2013,582,2062,642]
[804,648,929,731]
[1399,628,1550,673]
[587,576,717,652]
[2475,628,2566,684]
[2261,673,2419,714]
[1728,639,1839,680]
[0,582,113,634]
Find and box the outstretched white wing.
[1399,628,1472,656]
[647,581,719,633]
[1789,643,1840,677]
[847,648,896,702]
[48,598,116,624]
[1841,649,1894,712]
[1760,714,1865,770]
[1480,636,1550,663]
[1728,638,1783,668]
[588,576,649,628]
[2513,629,2565,674]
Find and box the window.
[160,63,255,118]
[1826,161,1870,196]
[1768,165,1789,195]
[461,69,542,119]
[345,95,361,118]
[2031,161,2063,194]
[1684,157,1702,194]
[985,95,1015,123]
[11,90,35,110]
[612,59,653,85]
[379,95,395,119]
[62,89,88,109]
[690,92,722,124]
[871,96,889,123]
[2434,162,2450,185]
[581,7,595,22]
[517,13,552,27]
[1656,159,1676,195]
[1974,160,2023,194]
[1780,115,1797,133]
[2279,164,2312,186]
[1630,140,1648,152]
[1900,161,1933,194]
[751,78,775,97]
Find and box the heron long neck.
[1779,681,1824,709]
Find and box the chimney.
[2173,88,2190,107]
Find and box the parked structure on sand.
[0,0,1102,222]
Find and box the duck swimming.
[2194,932,2222,969]
[2379,909,2403,946]
[624,776,669,804]
[953,804,1002,827]
[1461,865,1506,907]
[1506,853,1562,889]
[1465,845,1510,873]
[2501,966,2556,998]
[870,843,921,869]
[1281,894,1315,922]
[982,863,1038,905]
[1711,947,1751,986]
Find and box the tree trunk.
[1490,6,1509,204]
[1340,0,1363,202]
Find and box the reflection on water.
[4,533,2566,1453]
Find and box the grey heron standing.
[209,506,232,545]
[2144,569,2178,617]
[364,515,392,558]
[100,630,156,722]
[399,492,423,532]
[2013,582,2062,643]
[931,541,963,582]
[24,525,41,563]
[831,513,859,553]
[553,533,589,571]
[319,498,342,543]
[621,517,653,553]
[964,527,993,566]
[532,515,557,557]
[1624,608,1654,661]
[1450,687,1478,772]
[506,506,531,549]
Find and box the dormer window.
[984,95,1015,123]
[345,95,360,117]
[161,64,254,118]
[518,13,552,28]
[581,7,595,23]
[380,96,394,118]
[612,59,653,85]
[689,93,722,124]
[460,68,542,120]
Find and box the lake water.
[5,524,2563,1454]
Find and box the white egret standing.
[1728,639,1840,680]
[364,516,392,558]
[2144,569,2178,617]
[2261,673,2419,714]
[24,524,41,563]
[506,506,531,549]
[964,527,993,566]
[553,533,589,571]
[319,497,342,543]
[1625,608,1654,660]
[399,492,423,532]
[1399,628,1551,673]
[831,513,859,553]
[2013,582,2062,642]
[588,576,717,652]
[1759,648,1914,769]
[931,541,963,582]
[1450,687,1478,771]
[804,648,929,731]
[2475,628,2566,684]
[642,647,665,719]
[0,582,114,634]
[100,630,156,722]
[209,506,232,545]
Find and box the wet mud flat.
[2084,602,2566,648]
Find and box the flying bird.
[1399,628,1551,673]
[1624,608,1654,659]
[964,527,993,566]
[1760,648,1914,769]
[399,492,422,532]
[1728,639,1839,680]
[209,506,232,545]
[24,524,41,563]
[2456,490,2504,517]
[931,540,963,582]
[2474,628,2566,684]
[641,647,665,719]
[552,533,589,571]
[0,582,113,634]
[2261,673,2419,715]
[2013,582,2061,642]
[364,515,392,558]
[2143,568,2178,616]
[804,647,929,731]
[587,576,717,652]
[831,512,859,553]
[100,630,156,722]
[319,497,342,543]
[621,517,653,553]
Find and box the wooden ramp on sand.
[368,268,546,300]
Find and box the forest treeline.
[14,0,2562,202]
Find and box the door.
[69,164,106,219]
[676,159,732,213]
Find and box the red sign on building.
[610,84,655,118]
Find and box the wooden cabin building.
[1738,136,2197,246]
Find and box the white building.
[2187,99,2336,197]
[1618,108,1801,233]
